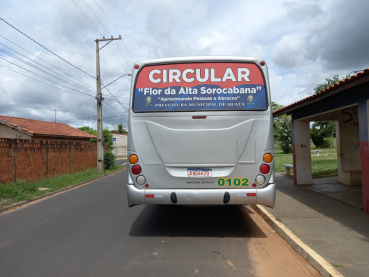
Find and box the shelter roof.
[273,68,369,117]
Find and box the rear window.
[133,62,267,112]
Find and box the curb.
[250,204,343,277]
[0,168,125,214]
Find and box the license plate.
[187,168,212,177]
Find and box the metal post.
[96,39,103,174]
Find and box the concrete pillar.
[292,119,312,185]
[358,100,369,213]
[336,106,361,185]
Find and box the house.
[110,133,127,158]
[0,115,95,142]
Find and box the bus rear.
[126,56,275,208]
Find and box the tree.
[314,73,350,93]
[311,121,335,148]
[312,74,349,148]
[117,123,127,134]
[272,102,284,139]
[78,126,96,136]
[275,114,292,153]
[102,128,114,151]
[272,102,292,153]
[111,123,128,134]
[78,126,114,151]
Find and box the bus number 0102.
[217,178,249,187]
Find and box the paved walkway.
[267,173,369,277]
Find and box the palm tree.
[117,123,127,134]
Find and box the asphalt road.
[115,158,128,166]
[0,167,320,277]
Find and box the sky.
[0,0,368,131]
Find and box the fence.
[0,138,104,184]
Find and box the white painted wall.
[112,133,127,158]
[293,120,313,185]
[0,124,31,139]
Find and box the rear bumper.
[127,183,276,208]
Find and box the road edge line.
[0,168,124,214]
[250,204,343,277]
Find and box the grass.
[274,138,338,178]
[0,165,124,208]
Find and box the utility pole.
[95,36,122,174]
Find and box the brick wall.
[0,138,104,183]
[0,139,15,183]
[17,140,47,182]
[71,142,90,174]
[48,141,69,179]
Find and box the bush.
[279,137,292,154]
[275,115,292,153]
[311,129,332,148]
[104,151,116,170]
[321,138,332,148]
[311,132,324,148]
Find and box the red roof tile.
[0,115,96,139]
[273,67,369,117]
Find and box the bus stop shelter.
[273,68,369,213]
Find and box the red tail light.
[260,164,270,174]
[132,165,141,175]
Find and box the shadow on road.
[129,204,267,238]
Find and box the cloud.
[272,0,369,71]
[283,2,323,21]
[0,0,368,129]
[271,34,307,69]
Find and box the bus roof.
[134,56,265,67]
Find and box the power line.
[0,18,96,79]
[107,44,129,72]
[0,46,96,99]
[105,99,129,104]
[72,0,103,36]
[60,111,127,122]
[114,42,132,69]
[103,84,129,111]
[0,34,95,91]
[0,44,95,95]
[71,0,129,73]
[101,73,131,90]
[103,99,117,112]
[80,0,126,73]
[0,62,94,99]
[0,49,95,97]
[82,0,111,35]
[93,0,135,64]
[0,55,86,96]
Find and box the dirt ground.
[245,205,321,277]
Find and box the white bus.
[126,56,275,208]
